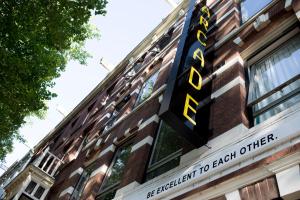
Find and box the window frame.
[22,180,47,200]
[145,121,185,181]
[246,28,300,125]
[135,70,160,107]
[239,0,274,24]
[97,141,133,199]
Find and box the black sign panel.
[159,0,212,147]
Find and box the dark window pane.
[146,157,180,181]
[101,144,132,190]
[150,122,183,164]
[25,181,37,194]
[71,171,89,200]
[241,0,272,23]
[146,121,193,181]
[19,193,34,200]
[96,189,117,200]
[34,186,45,199]
[115,94,131,112]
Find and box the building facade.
[1,0,300,199]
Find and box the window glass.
[25,181,37,194]
[150,122,183,164]
[104,110,119,131]
[19,194,34,200]
[34,186,45,199]
[96,189,117,200]
[248,34,300,124]
[71,171,89,200]
[136,72,159,106]
[146,121,191,181]
[241,0,272,23]
[101,143,132,190]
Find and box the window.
[104,111,119,131]
[157,27,174,50]
[107,81,118,96]
[135,71,159,106]
[248,34,300,125]
[71,163,99,200]
[132,58,144,73]
[146,122,191,181]
[70,171,89,200]
[23,181,46,200]
[34,186,45,199]
[97,143,133,200]
[240,0,272,23]
[25,181,37,194]
[115,94,131,111]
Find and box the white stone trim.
[105,101,115,110]
[180,147,209,166]
[210,0,232,18]
[59,187,74,198]
[285,0,293,10]
[98,113,111,123]
[225,190,241,200]
[138,115,160,131]
[115,181,141,198]
[97,144,116,158]
[90,165,108,178]
[180,124,248,165]
[94,138,103,150]
[213,55,244,77]
[81,138,97,152]
[211,76,245,99]
[208,7,239,32]
[113,137,118,144]
[253,13,271,31]
[124,128,131,137]
[121,102,300,200]
[233,37,244,47]
[159,59,174,72]
[217,7,239,25]
[296,11,300,20]
[130,88,140,96]
[131,136,154,153]
[69,167,84,178]
[205,124,248,157]
[276,164,300,199]
[159,95,163,103]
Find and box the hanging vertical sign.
[159,0,211,147]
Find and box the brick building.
[1,0,300,199]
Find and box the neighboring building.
[1,0,300,199]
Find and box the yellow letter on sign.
[197,30,207,47]
[201,6,211,19]
[193,48,205,68]
[199,16,209,31]
[189,66,202,90]
[183,93,199,126]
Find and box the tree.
[0,0,107,161]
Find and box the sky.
[1,0,181,174]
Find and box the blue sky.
[1,0,178,174]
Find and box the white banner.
[123,109,300,200]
